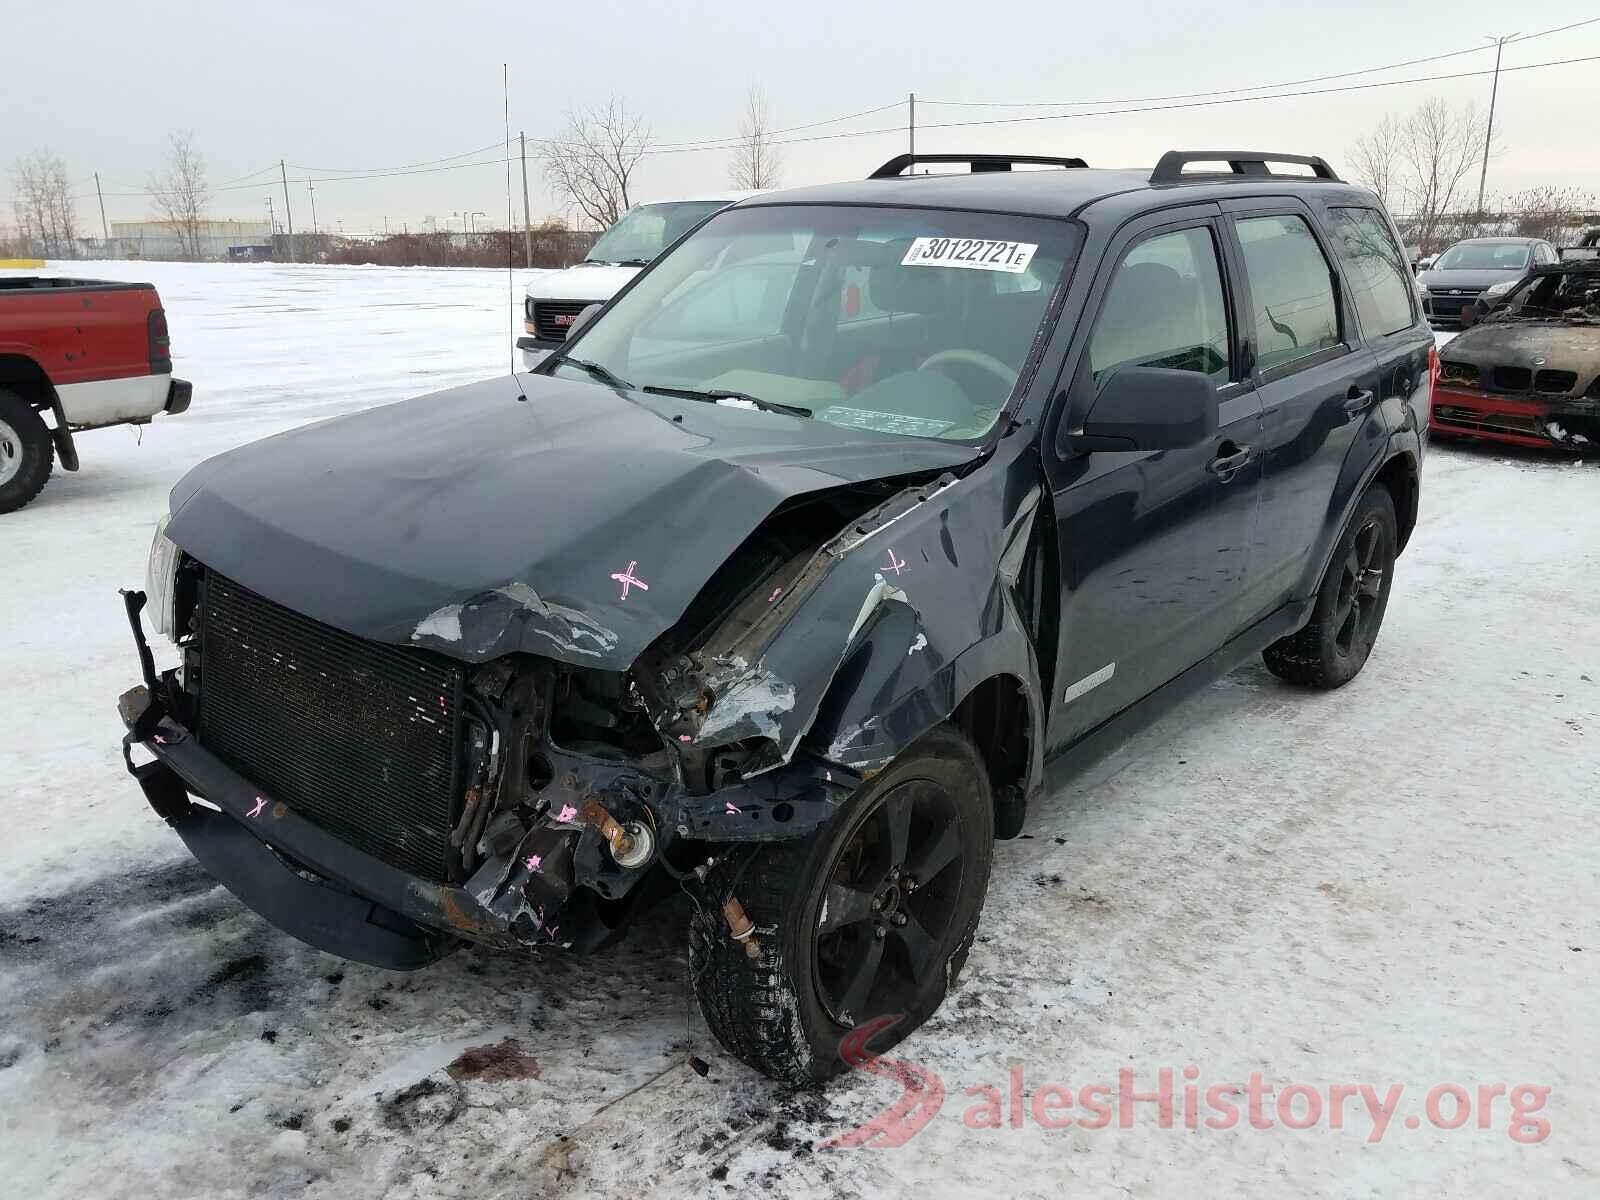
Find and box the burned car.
[1431,261,1600,450]
[119,150,1430,1084]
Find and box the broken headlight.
[145,512,182,639]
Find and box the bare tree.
[1347,114,1403,210]
[539,97,651,229]
[728,83,783,191]
[147,132,212,260]
[9,148,78,258]
[1396,99,1493,255]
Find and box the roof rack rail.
[1150,151,1341,185]
[870,153,1089,179]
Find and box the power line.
[286,141,506,174]
[918,15,1600,109]
[214,162,286,187]
[14,48,1599,209]
[649,99,908,150]
[899,52,1600,136]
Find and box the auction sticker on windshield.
[902,236,1038,274]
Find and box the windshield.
[1434,242,1530,271]
[551,204,1079,441]
[585,201,729,264]
[1485,270,1600,324]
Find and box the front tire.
[0,390,54,514]
[1263,485,1397,688]
[690,724,993,1084]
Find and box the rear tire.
[1263,485,1397,689]
[690,724,993,1084]
[0,389,54,514]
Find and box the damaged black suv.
[119,150,1432,1084]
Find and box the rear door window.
[1328,207,1415,337]
[1234,214,1341,371]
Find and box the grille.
[1424,290,1482,323]
[1433,406,1542,436]
[1535,369,1578,395]
[533,300,590,342]
[197,573,463,882]
[1492,366,1532,393]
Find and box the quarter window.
[1089,226,1231,384]
[1328,207,1415,337]
[1235,214,1340,372]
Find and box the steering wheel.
[920,349,1019,392]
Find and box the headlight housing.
[1483,279,1518,300]
[145,513,182,639]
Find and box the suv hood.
[166,374,973,670]
[524,263,642,304]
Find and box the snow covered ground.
[2,261,1596,1199]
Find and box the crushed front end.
[1432,355,1600,451]
[117,557,856,970]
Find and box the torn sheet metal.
[642,444,1049,798]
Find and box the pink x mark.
[524,854,543,872]
[610,560,649,600]
[883,548,907,576]
[246,796,267,819]
[556,803,578,823]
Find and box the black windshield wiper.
[641,385,812,418]
[553,356,632,389]
[613,257,652,267]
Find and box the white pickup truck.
[517,191,761,368]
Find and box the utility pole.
[307,181,318,235]
[1476,33,1516,214]
[908,92,915,160]
[94,172,109,243]
[280,160,296,263]
[520,130,532,267]
[266,195,274,233]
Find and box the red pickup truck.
[0,276,192,512]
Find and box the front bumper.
[1429,386,1594,450]
[515,335,554,370]
[116,592,596,969]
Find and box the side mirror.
[1061,366,1218,455]
[567,303,604,339]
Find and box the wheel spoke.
[1357,523,1379,571]
[837,931,885,1022]
[818,881,876,935]
[905,817,961,886]
[890,909,939,984]
[878,791,912,869]
[1336,600,1360,651]
[1343,548,1362,590]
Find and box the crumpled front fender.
[655,444,1050,810]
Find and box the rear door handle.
[1344,388,1375,418]
[1207,444,1252,477]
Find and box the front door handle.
[1344,388,1375,418]
[1207,443,1252,477]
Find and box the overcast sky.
[5,0,1597,235]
